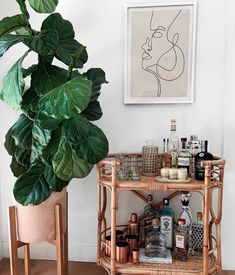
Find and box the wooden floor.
[0,258,234,275]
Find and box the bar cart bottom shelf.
[100,251,217,275]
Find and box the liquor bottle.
[178,192,192,228]
[186,135,201,179]
[161,138,172,168]
[175,219,189,261]
[159,198,174,249]
[145,218,167,258]
[144,195,158,239]
[178,138,192,176]
[195,140,213,181]
[168,119,179,167]
[191,212,203,257]
[128,213,139,235]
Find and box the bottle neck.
[163,140,169,153]
[201,140,208,152]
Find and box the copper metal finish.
[116,241,129,264]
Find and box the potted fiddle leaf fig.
[0,0,109,208]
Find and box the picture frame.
[124,1,197,104]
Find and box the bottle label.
[176,234,185,249]
[160,216,173,248]
[178,157,190,166]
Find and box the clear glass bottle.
[178,138,192,176]
[178,192,192,229]
[175,218,189,261]
[145,218,167,258]
[191,212,203,257]
[144,194,158,239]
[161,138,172,168]
[186,135,201,179]
[160,198,174,249]
[168,119,179,167]
[195,140,213,181]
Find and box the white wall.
[0,0,234,270]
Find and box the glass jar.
[142,140,159,177]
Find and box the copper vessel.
[132,248,139,265]
[124,234,138,254]
[116,241,129,264]
[105,230,123,257]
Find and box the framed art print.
[124,1,197,104]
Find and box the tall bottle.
[145,218,167,258]
[186,135,201,179]
[161,138,172,168]
[160,198,174,249]
[174,218,189,261]
[168,119,179,167]
[178,138,192,176]
[178,192,192,229]
[144,195,158,239]
[195,140,213,181]
[191,212,203,257]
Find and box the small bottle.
[191,212,203,257]
[168,119,179,167]
[186,135,201,179]
[161,138,172,168]
[144,195,158,239]
[128,213,139,235]
[160,198,174,249]
[145,218,167,258]
[195,140,213,181]
[178,192,192,229]
[175,218,189,261]
[178,138,192,176]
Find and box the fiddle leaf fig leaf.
[16,0,30,19]
[0,52,28,110]
[10,156,29,177]
[39,76,92,119]
[83,68,108,101]
[14,146,31,166]
[36,112,62,130]
[81,100,103,121]
[13,161,52,206]
[0,34,23,57]
[21,87,39,118]
[0,14,27,36]
[77,123,109,164]
[41,136,60,164]
[41,13,74,40]
[52,138,93,181]
[28,0,58,14]
[24,29,59,56]
[44,164,69,192]
[62,114,90,144]
[31,63,67,96]
[4,128,16,156]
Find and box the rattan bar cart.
[97,153,225,275]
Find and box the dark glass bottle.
[195,140,213,181]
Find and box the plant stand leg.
[55,204,64,275]
[24,244,30,275]
[63,192,68,275]
[8,206,19,275]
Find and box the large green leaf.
[13,161,52,205]
[28,0,58,13]
[36,112,62,130]
[83,68,108,101]
[62,114,90,144]
[16,0,30,19]
[81,100,103,121]
[0,34,23,57]
[39,76,92,119]
[11,114,33,148]
[0,14,27,36]
[78,123,109,164]
[41,13,74,40]
[52,138,93,181]
[15,146,31,166]
[10,156,29,177]
[21,87,39,119]
[0,52,28,110]
[44,164,68,192]
[31,63,67,96]
[24,29,59,56]
[4,128,16,156]
[41,136,60,164]
[55,39,88,68]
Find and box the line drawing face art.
[141,10,185,97]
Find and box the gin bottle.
[161,138,172,168]
[145,218,167,258]
[160,198,174,249]
[178,192,192,229]
[178,138,192,176]
[168,119,179,167]
[144,195,158,239]
[175,219,189,261]
[191,212,203,257]
[195,140,213,181]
